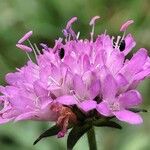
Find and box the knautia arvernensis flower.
[0,16,149,149]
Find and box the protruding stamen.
[89,16,100,42]
[120,20,134,43]
[76,32,80,40]
[89,16,100,26]
[18,31,33,44]
[115,36,121,49]
[16,44,32,52]
[111,36,115,47]
[40,43,49,51]
[104,29,107,35]
[26,52,32,61]
[66,17,77,30]
[53,38,63,53]
[120,20,134,32]
[28,40,38,61]
[34,43,41,55]
[63,17,78,41]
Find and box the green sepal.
[33,124,61,145]
[93,119,122,129]
[128,108,148,113]
[67,123,92,150]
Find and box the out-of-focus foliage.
[0,0,150,150]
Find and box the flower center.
[109,102,120,111]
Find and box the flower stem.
[87,127,97,150]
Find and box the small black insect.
[93,95,102,104]
[59,48,65,59]
[119,40,126,51]
[113,40,115,48]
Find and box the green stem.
[87,127,97,150]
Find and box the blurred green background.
[0,0,150,150]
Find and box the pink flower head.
[0,17,149,140]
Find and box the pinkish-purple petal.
[133,68,150,82]
[123,34,136,55]
[33,80,48,97]
[119,90,142,108]
[73,74,86,99]
[102,74,118,100]
[129,68,150,89]
[15,112,36,121]
[0,118,14,124]
[38,101,57,121]
[96,102,112,116]
[116,73,128,87]
[5,72,21,85]
[107,50,124,74]
[120,48,148,81]
[113,110,143,124]
[83,54,90,72]
[95,34,113,56]
[79,100,97,112]
[56,95,78,105]
[89,79,101,99]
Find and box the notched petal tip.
[114,110,143,124]
[18,31,33,44]
[16,44,32,52]
[120,20,134,32]
[89,16,100,26]
[66,17,78,29]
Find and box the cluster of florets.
[0,16,149,138]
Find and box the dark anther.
[59,48,65,59]
[119,40,126,51]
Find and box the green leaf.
[67,123,92,150]
[33,125,61,145]
[94,120,122,129]
[128,108,148,113]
